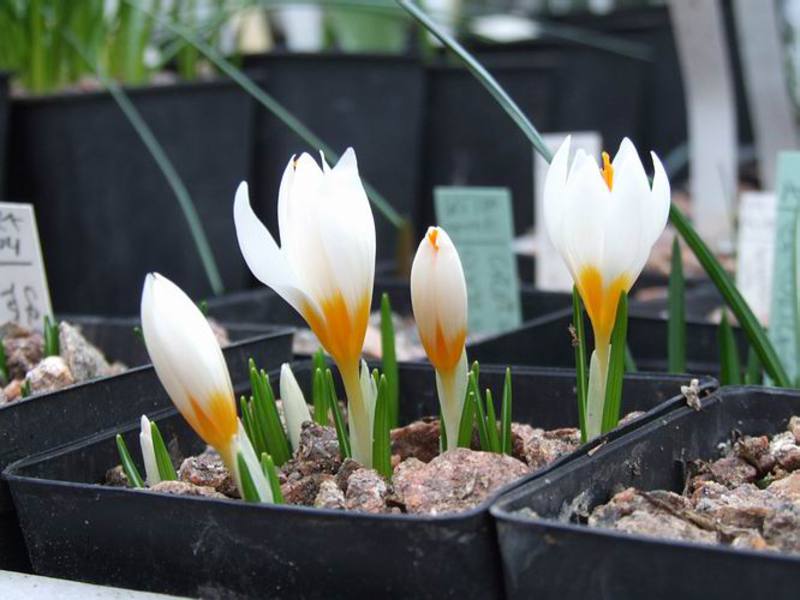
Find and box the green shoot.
[457,385,477,448]
[601,292,628,434]
[718,313,742,385]
[312,368,329,426]
[325,369,352,459]
[469,370,490,451]
[668,236,686,373]
[380,293,399,429]
[150,421,177,481]
[500,368,513,455]
[43,315,60,357]
[484,389,501,453]
[372,374,392,478]
[572,288,588,443]
[261,453,284,504]
[248,359,291,466]
[115,434,144,488]
[237,452,261,503]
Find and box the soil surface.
[107,412,604,515]
[586,416,800,555]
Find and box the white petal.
[235,420,273,503]
[139,415,160,486]
[280,363,312,450]
[543,135,572,256]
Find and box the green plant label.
[434,187,522,335]
[768,153,800,382]
[0,203,53,331]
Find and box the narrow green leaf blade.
[745,346,762,385]
[250,363,291,466]
[718,313,742,385]
[572,287,588,443]
[484,389,501,454]
[261,453,284,504]
[500,368,513,455]
[115,434,144,488]
[601,292,628,434]
[372,375,392,478]
[668,236,686,373]
[150,421,177,481]
[380,293,400,429]
[237,452,260,503]
[325,369,352,459]
[469,372,490,451]
[312,368,328,426]
[457,383,477,448]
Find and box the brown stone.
[788,416,800,444]
[283,422,342,477]
[1,323,43,380]
[58,321,113,382]
[520,427,581,470]
[391,418,440,463]
[3,379,22,403]
[344,468,389,513]
[334,458,364,491]
[179,449,239,498]
[150,480,226,498]
[708,456,758,488]
[104,465,129,487]
[734,435,776,474]
[25,356,74,394]
[314,479,346,510]
[769,471,800,503]
[281,474,333,506]
[693,482,779,530]
[393,448,529,515]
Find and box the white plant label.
[736,191,776,325]
[0,202,53,331]
[533,132,602,292]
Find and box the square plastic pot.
[7,79,256,314]
[4,362,712,598]
[0,324,293,572]
[492,386,800,600]
[242,52,425,261]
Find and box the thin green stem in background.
[63,31,224,295]
[667,236,686,373]
[500,368,512,455]
[380,293,399,429]
[571,288,588,443]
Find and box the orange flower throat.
[302,291,370,367]
[577,265,629,345]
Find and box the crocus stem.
[434,350,468,452]
[586,335,610,440]
[340,362,372,467]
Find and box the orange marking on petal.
[301,291,370,367]
[184,391,237,450]
[577,265,629,346]
[427,228,440,249]
[601,151,614,190]
[420,321,466,373]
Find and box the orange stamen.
[577,265,629,345]
[427,228,440,249]
[601,151,614,190]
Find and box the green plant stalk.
[397,0,791,389]
[125,0,404,229]
[601,292,628,434]
[380,293,400,429]
[63,31,224,295]
[237,452,261,502]
[484,389,501,453]
[667,236,686,373]
[150,421,177,481]
[249,362,291,465]
[325,369,352,458]
[116,434,144,488]
[469,371,490,451]
[718,313,742,385]
[312,368,329,426]
[43,316,59,357]
[500,368,512,455]
[457,387,477,448]
[572,288,588,443]
[239,395,258,451]
[372,375,392,478]
[261,453,284,504]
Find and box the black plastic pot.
[0,326,293,572]
[242,52,425,260]
[7,79,256,315]
[492,386,800,600]
[419,55,557,238]
[470,307,746,377]
[4,362,712,598]
[0,71,8,198]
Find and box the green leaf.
[571,288,588,443]
[325,369,352,459]
[601,292,628,434]
[718,313,742,385]
[469,371,491,451]
[745,346,763,386]
[484,389,501,454]
[237,451,261,503]
[0,335,7,386]
[261,453,284,504]
[457,383,477,448]
[239,395,256,450]
[115,434,144,488]
[380,293,400,429]
[43,315,60,357]
[312,368,329,426]
[668,236,686,373]
[313,348,327,376]
[500,368,513,455]
[669,205,790,387]
[150,421,177,481]
[249,360,291,466]
[372,375,392,479]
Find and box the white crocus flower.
[233,149,376,465]
[139,415,160,487]
[141,273,272,503]
[280,363,312,450]
[410,227,469,451]
[544,136,670,439]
